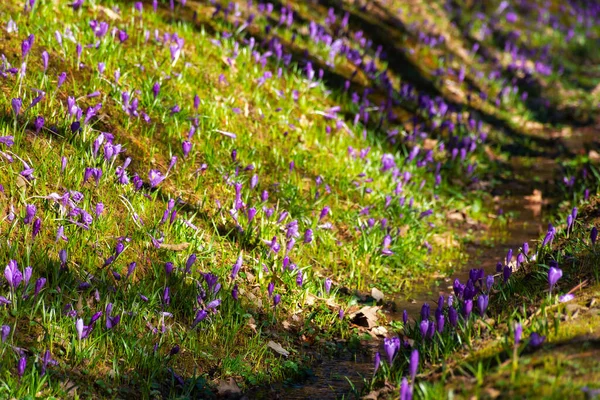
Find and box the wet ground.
[244,343,376,399]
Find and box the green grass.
[0,0,599,398]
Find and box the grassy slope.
[0,0,599,398]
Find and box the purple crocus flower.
[192,309,208,327]
[231,255,242,279]
[105,303,120,329]
[296,271,303,287]
[273,294,281,307]
[182,141,192,158]
[319,206,330,221]
[477,295,489,317]
[23,266,32,287]
[548,266,562,293]
[5,260,22,289]
[34,116,45,133]
[17,356,26,378]
[514,322,522,345]
[419,320,429,338]
[529,332,546,348]
[11,98,22,116]
[169,345,180,356]
[400,377,411,400]
[32,218,42,239]
[21,36,33,59]
[41,51,49,71]
[24,204,37,224]
[117,30,129,43]
[324,278,332,294]
[409,349,419,380]
[231,284,239,300]
[247,207,257,223]
[419,209,433,219]
[165,262,174,275]
[503,265,512,283]
[76,318,84,340]
[1,325,10,342]
[185,254,196,274]
[268,282,274,297]
[35,277,46,296]
[163,287,171,305]
[0,136,14,147]
[57,72,67,88]
[420,303,430,320]
[436,313,445,333]
[152,82,160,98]
[462,299,473,318]
[40,350,54,376]
[591,227,598,246]
[373,352,380,374]
[148,169,165,187]
[304,229,313,244]
[448,307,458,327]
[383,337,399,364]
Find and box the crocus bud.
[514,322,522,345]
[182,141,192,158]
[324,278,332,294]
[409,349,419,380]
[462,299,473,319]
[17,356,26,378]
[373,352,380,374]
[477,295,489,317]
[1,325,10,342]
[448,307,458,327]
[548,266,563,293]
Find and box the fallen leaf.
[349,306,380,328]
[447,211,465,221]
[267,340,290,357]
[485,388,501,399]
[247,317,257,334]
[371,288,384,302]
[159,242,190,251]
[524,189,543,204]
[93,5,121,20]
[304,294,317,306]
[370,326,387,336]
[216,378,242,398]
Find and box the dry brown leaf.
[370,326,388,336]
[349,306,380,328]
[447,211,465,221]
[371,287,384,302]
[159,242,190,251]
[94,5,121,20]
[216,378,242,398]
[304,294,317,306]
[247,317,257,333]
[524,189,543,204]
[267,340,290,357]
